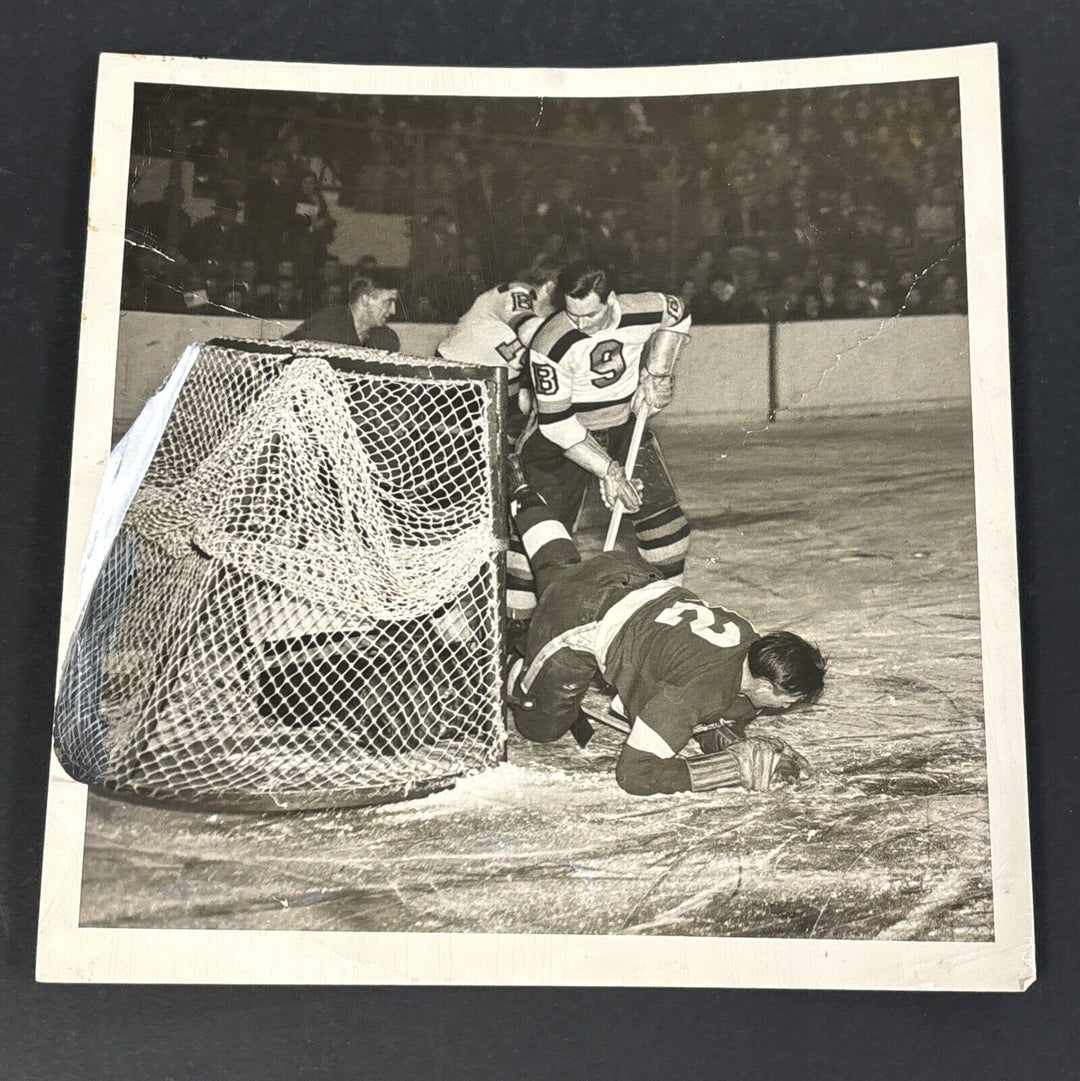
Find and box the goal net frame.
[53,337,509,811]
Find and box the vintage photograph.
[37,48,1032,988]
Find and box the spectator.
[182,197,248,270]
[884,224,919,271]
[587,208,630,269]
[839,279,876,317]
[282,130,312,188]
[257,277,304,320]
[120,240,186,312]
[815,271,840,318]
[180,270,216,312]
[123,82,969,322]
[409,207,459,298]
[454,154,500,280]
[867,276,892,314]
[286,270,401,351]
[685,248,717,296]
[690,276,764,323]
[284,173,335,278]
[292,174,334,245]
[915,185,960,246]
[356,148,395,211]
[533,178,587,250]
[323,282,347,307]
[245,151,298,267]
[219,282,250,312]
[925,273,966,315]
[192,127,247,203]
[315,255,345,307]
[129,181,191,255]
[799,290,823,319]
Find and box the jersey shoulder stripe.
[616,291,666,316]
[547,326,589,363]
[508,311,533,331]
[530,312,584,361]
[617,290,687,328]
[618,310,663,328]
[527,311,564,353]
[617,292,665,328]
[526,312,562,354]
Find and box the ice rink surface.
[78,409,992,940]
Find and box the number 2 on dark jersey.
[654,600,741,648]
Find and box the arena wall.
[110,311,971,436]
[774,314,971,416]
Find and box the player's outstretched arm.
[615,743,693,796]
[614,707,810,796]
[614,699,697,795]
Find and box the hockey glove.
[600,460,643,513]
[688,737,810,793]
[694,719,745,756]
[632,370,675,414]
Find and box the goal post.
[54,338,509,811]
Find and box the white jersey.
[436,283,551,391]
[528,292,691,449]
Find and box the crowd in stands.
[122,81,967,325]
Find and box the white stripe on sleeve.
[626,718,677,759]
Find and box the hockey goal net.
[55,338,508,810]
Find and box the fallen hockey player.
[504,465,827,796]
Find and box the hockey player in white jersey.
[507,260,693,620]
[435,265,557,418]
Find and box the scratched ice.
[77,409,991,940]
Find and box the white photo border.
[36,45,1033,989]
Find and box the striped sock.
[634,505,690,581]
[506,538,537,619]
[519,511,580,577]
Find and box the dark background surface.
[0,1,1076,1078]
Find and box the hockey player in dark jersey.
[504,470,826,796]
[507,260,693,621]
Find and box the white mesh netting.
[55,339,508,810]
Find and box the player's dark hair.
[748,632,827,704]
[347,270,395,306]
[524,262,560,288]
[556,260,612,303]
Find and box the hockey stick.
[603,404,650,552]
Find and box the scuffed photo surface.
[36,49,1029,988]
